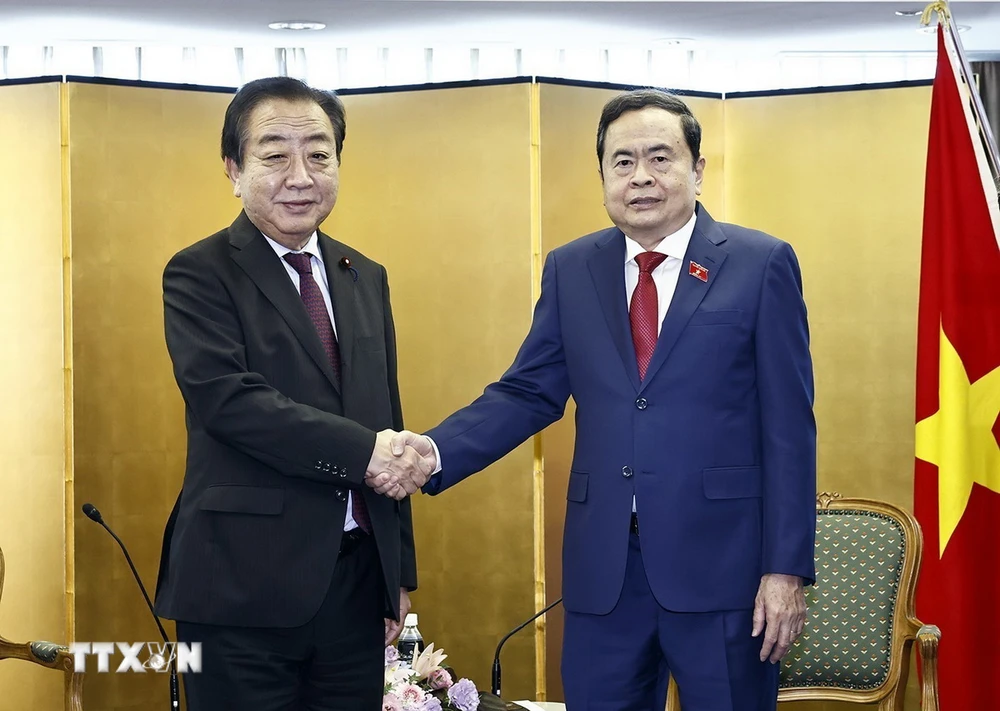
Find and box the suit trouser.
[177,532,384,711]
[561,529,779,711]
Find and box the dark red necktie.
[630,251,668,381]
[283,253,370,533]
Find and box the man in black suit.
[154,77,431,711]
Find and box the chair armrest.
[917,624,941,711]
[1,637,70,669]
[0,638,84,710]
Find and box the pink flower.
[428,668,454,690]
[382,694,403,711]
[399,683,427,708]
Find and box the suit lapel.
[640,207,729,392]
[228,212,341,393]
[317,234,358,379]
[588,228,642,392]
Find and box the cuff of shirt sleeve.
[427,436,443,475]
[421,436,444,495]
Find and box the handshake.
[363,429,438,500]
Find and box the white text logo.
[68,642,201,673]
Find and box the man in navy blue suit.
[379,89,817,711]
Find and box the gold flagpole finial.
[921,0,951,28]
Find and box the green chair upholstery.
[667,494,940,711]
[780,505,905,689]
[778,494,940,710]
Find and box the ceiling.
[1,1,999,59]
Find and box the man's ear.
[224,157,242,198]
[694,155,706,196]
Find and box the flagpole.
[923,0,1000,184]
[949,18,1000,184]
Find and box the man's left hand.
[385,589,412,645]
[752,573,806,663]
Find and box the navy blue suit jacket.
[423,205,816,615]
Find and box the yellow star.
[915,325,1000,557]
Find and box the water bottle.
[397,613,425,664]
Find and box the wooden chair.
[667,493,940,710]
[0,545,85,710]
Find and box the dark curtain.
[971,61,1000,145]
[971,62,1000,191]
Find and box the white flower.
[385,662,416,689]
[410,643,448,680]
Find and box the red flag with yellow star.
[914,24,1000,708]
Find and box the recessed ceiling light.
[268,21,326,31]
[918,24,970,33]
[895,9,923,17]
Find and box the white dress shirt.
[623,210,698,333]
[263,232,359,531]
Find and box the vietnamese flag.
[913,23,1000,709]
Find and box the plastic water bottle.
[397,613,425,664]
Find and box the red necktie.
[630,251,668,381]
[283,253,370,533]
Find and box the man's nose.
[285,156,314,187]
[630,162,654,186]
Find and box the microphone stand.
[491,597,562,698]
[82,503,180,709]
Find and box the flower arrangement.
[383,643,481,711]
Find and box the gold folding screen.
[329,81,540,701]
[724,86,932,710]
[724,87,932,512]
[0,76,934,710]
[0,80,67,711]
[66,81,238,711]
[66,78,541,709]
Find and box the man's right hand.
[389,430,437,464]
[365,429,436,500]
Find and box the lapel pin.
[339,256,359,282]
[688,261,709,282]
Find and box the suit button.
[335,490,347,502]
[314,461,323,470]
[622,466,633,478]
[339,471,348,479]
[635,398,648,410]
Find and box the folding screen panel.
[0,78,67,711]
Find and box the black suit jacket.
[154,211,416,628]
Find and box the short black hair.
[221,77,346,168]
[596,89,702,176]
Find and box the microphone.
[339,256,359,282]
[491,597,562,698]
[82,503,180,709]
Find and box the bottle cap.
[405,613,418,626]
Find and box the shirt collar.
[623,210,697,265]
[262,231,323,263]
